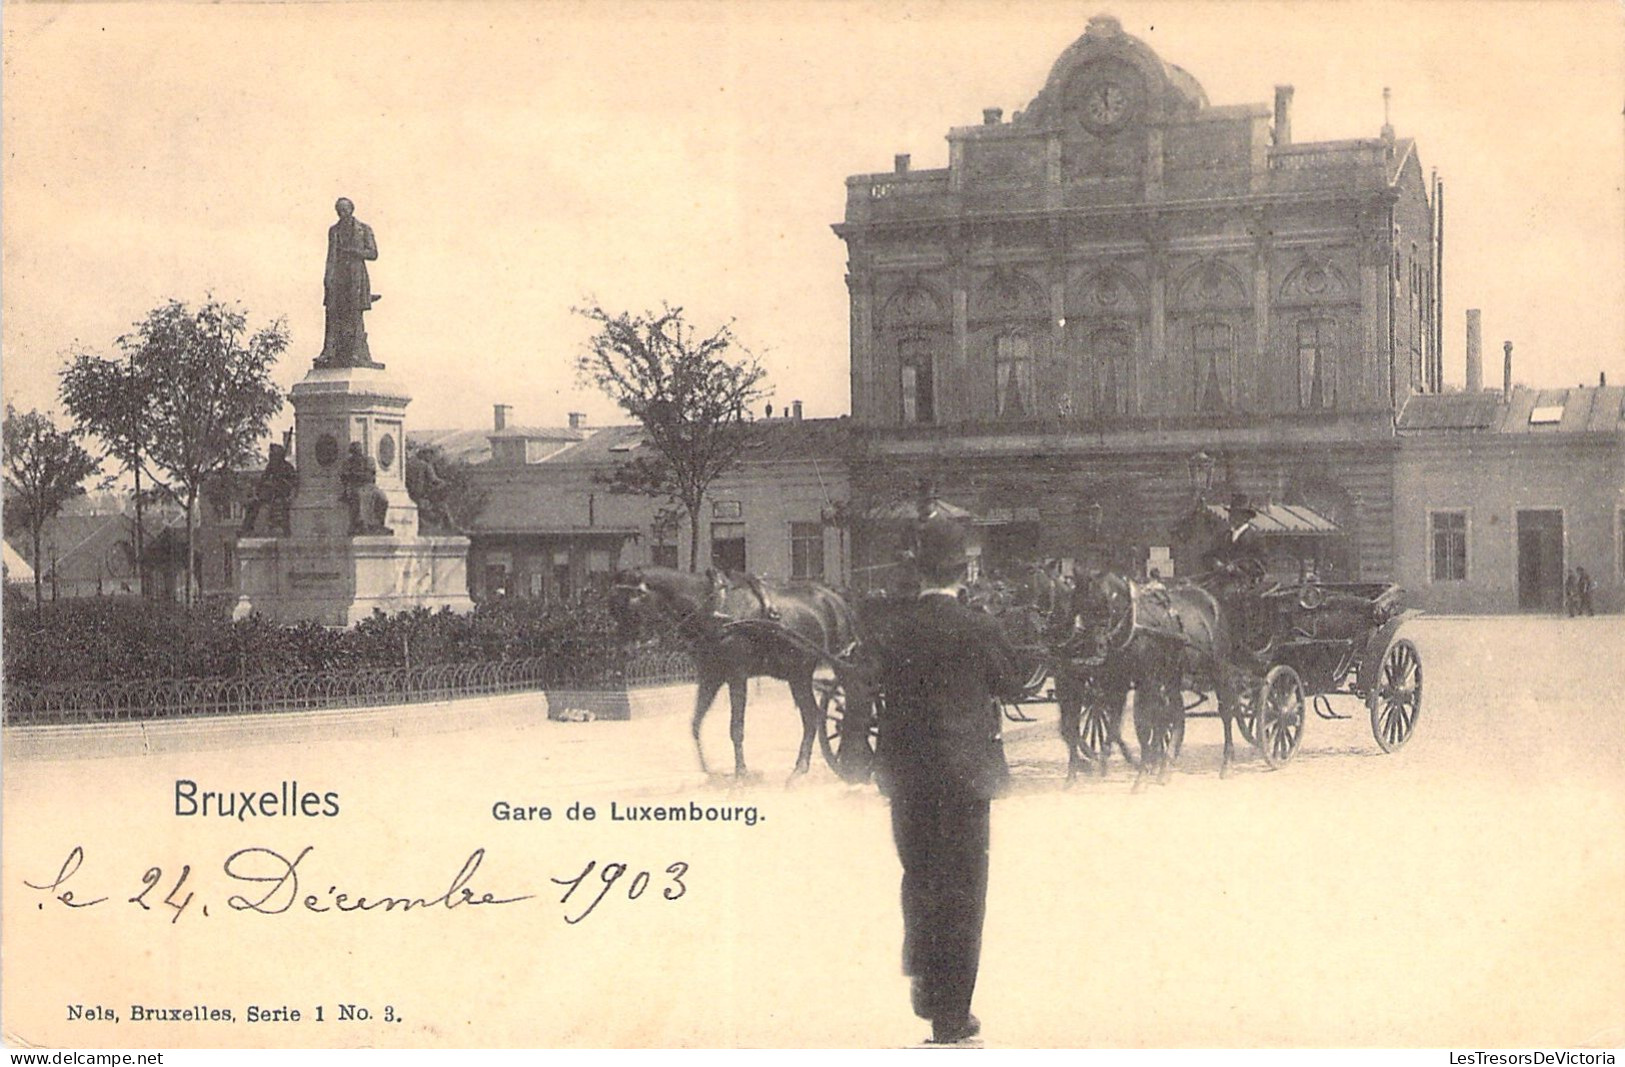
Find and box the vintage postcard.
[3,0,1623,1053]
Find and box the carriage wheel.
[815,675,876,783]
[1078,696,1115,770]
[1368,637,1422,753]
[1254,665,1307,768]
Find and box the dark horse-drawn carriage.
[1056,566,1424,782]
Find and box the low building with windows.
[463,415,852,601]
[1395,385,1625,614]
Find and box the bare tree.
[575,303,770,572]
[3,406,100,611]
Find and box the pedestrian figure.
[872,517,1024,1045]
[1576,566,1594,616]
[1565,568,1579,616]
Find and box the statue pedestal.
[234,364,474,626]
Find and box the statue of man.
[316,197,380,368]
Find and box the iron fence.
[2,649,697,726]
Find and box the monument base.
[234,534,474,627]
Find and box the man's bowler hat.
[914,517,976,575]
[1227,492,1258,517]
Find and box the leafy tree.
[3,406,100,611]
[575,303,770,571]
[406,444,488,535]
[60,345,157,595]
[111,298,287,603]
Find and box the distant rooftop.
[1397,386,1625,435]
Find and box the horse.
[1055,571,1241,784]
[609,566,870,782]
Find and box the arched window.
[994,333,1035,419]
[1192,322,1231,412]
[1297,319,1336,409]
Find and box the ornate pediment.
[1279,257,1353,302]
[881,280,948,328]
[970,269,1047,321]
[1069,265,1147,316]
[1173,258,1250,308]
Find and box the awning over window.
[1206,502,1340,536]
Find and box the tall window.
[1297,319,1335,409]
[1092,327,1133,417]
[1430,511,1467,582]
[1193,322,1231,412]
[899,338,935,424]
[994,334,1035,419]
[790,522,825,581]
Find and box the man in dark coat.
[872,517,1024,1044]
[1201,492,1267,578]
[1200,493,1269,653]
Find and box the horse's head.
[610,566,714,642]
[1062,569,1134,659]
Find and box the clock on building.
[1077,76,1138,132]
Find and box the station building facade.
[834,14,1440,587]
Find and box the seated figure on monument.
[241,440,298,536]
[315,197,381,368]
[340,442,392,536]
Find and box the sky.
[4,0,1623,444]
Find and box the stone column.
[1145,218,1169,415]
[1249,208,1272,412]
[1048,219,1069,419]
[846,251,874,424]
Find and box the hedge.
[1,586,634,687]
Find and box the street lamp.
[1187,450,1216,505]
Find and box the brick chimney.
[1273,85,1294,146]
[1465,309,1483,393]
[792,400,803,421]
[983,107,1003,126]
[568,412,585,430]
[894,154,911,174]
[493,403,512,431]
[1503,341,1514,400]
